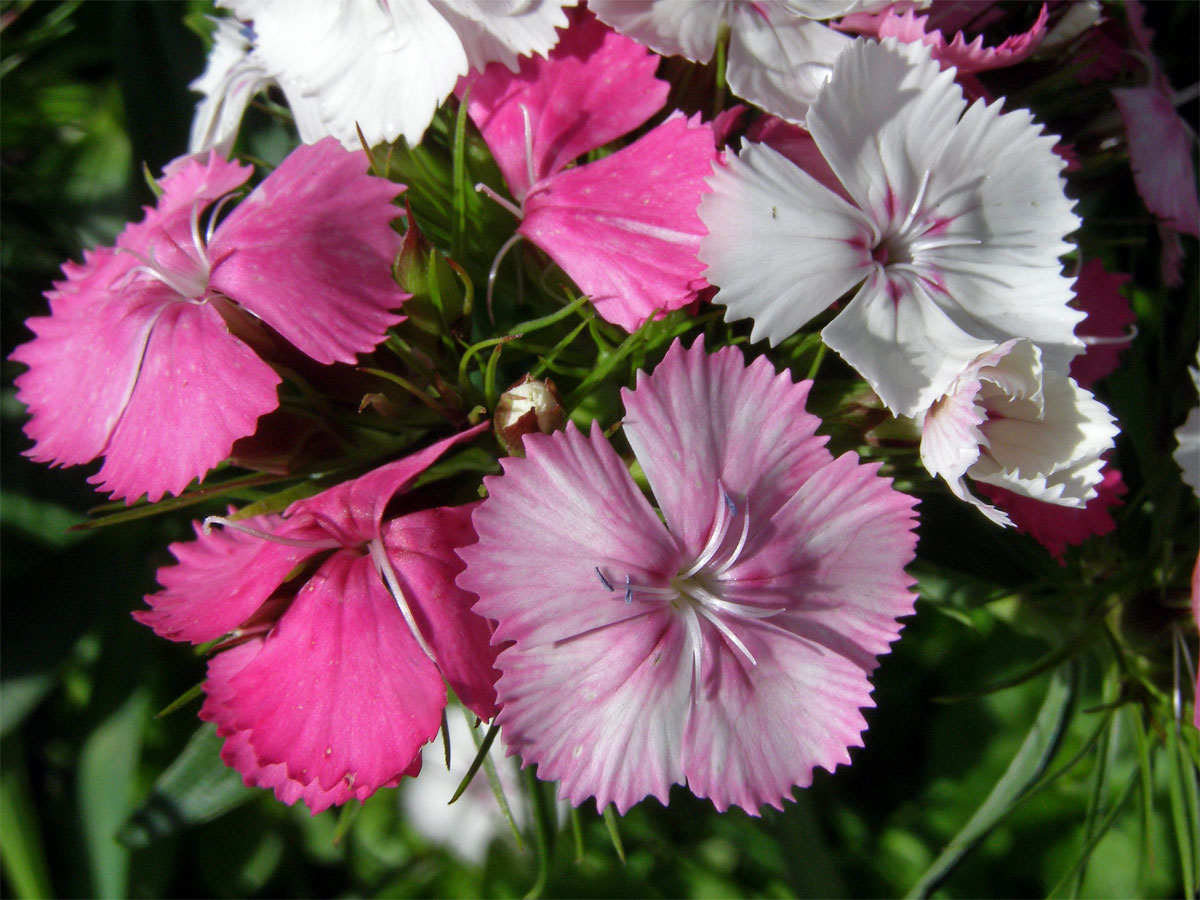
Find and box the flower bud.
[494,376,564,456]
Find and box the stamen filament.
[714,496,751,575]
[475,182,523,219]
[520,104,536,194]
[679,487,734,578]
[695,603,757,667]
[369,538,438,663]
[203,515,342,550]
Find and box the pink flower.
[458,339,918,814]
[457,11,715,332]
[836,3,1049,74]
[137,426,498,813]
[975,462,1126,563]
[1070,259,1135,389]
[10,138,406,503]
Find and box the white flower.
[590,0,874,125]
[189,0,574,153]
[920,339,1118,526]
[698,38,1083,418]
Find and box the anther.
[594,566,614,592]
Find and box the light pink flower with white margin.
[590,0,880,126]
[10,139,406,503]
[458,11,715,332]
[458,339,919,814]
[920,339,1119,527]
[137,426,499,814]
[698,38,1083,418]
[189,0,575,153]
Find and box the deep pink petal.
[217,551,446,795]
[383,504,499,721]
[1113,87,1200,240]
[88,300,282,501]
[203,640,418,813]
[136,511,325,644]
[1070,260,1134,388]
[975,463,1126,563]
[621,338,832,558]
[208,138,408,365]
[458,11,667,199]
[286,422,488,542]
[519,114,715,332]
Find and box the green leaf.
[78,689,149,898]
[119,722,255,848]
[905,669,1074,898]
[0,740,54,899]
[602,805,627,865]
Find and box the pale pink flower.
[458,339,918,814]
[699,38,1083,418]
[457,11,715,331]
[10,139,406,503]
[920,339,1118,526]
[137,427,498,813]
[189,0,575,152]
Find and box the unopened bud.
[495,376,564,456]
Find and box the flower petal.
[621,339,833,557]
[383,504,500,721]
[136,511,322,644]
[460,10,666,198]
[698,140,871,345]
[1070,259,1134,388]
[208,138,407,365]
[589,0,721,62]
[187,17,270,155]
[519,113,714,332]
[215,551,447,795]
[430,0,571,72]
[461,422,683,648]
[1114,86,1200,240]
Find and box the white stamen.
[486,232,524,322]
[695,603,757,667]
[681,603,704,703]
[714,495,751,575]
[898,169,932,237]
[203,515,342,550]
[909,235,983,254]
[475,182,523,220]
[678,486,734,578]
[520,104,536,195]
[369,537,438,663]
[117,246,208,300]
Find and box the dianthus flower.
[590,0,866,125]
[137,427,498,813]
[458,11,715,331]
[919,339,1118,526]
[190,0,574,152]
[10,139,406,503]
[699,38,1082,418]
[458,339,918,814]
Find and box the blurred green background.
[1,2,1197,897]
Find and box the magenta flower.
[457,11,715,332]
[10,138,406,503]
[137,426,498,813]
[458,339,919,814]
[1070,259,1135,389]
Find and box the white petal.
[222,0,468,147]
[807,38,966,227]
[970,363,1118,506]
[188,17,271,155]
[725,9,851,125]
[1175,404,1200,501]
[698,142,871,346]
[589,0,724,61]
[822,272,999,417]
[429,0,571,72]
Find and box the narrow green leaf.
[154,681,203,718]
[78,690,149,897]
[73,471,290,530]
[0,741,54,899]
[602,804,626,864]
[529,315,593,382]
[569,807,584,865]
[1128,706,1157,873]
[0,491,87,548]
[484,343,505,410]
[508,293,591,336]
[332,801,359,847]
[119,723,254,848]
[481,747,524,850]
[449,721,500,804]
[1047,772,1138,899]
[522,767,554,900]
[905,670,1074,898]
[451,92,470,262]
[1166,721,1199,899]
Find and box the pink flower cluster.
[10,1,1193,821]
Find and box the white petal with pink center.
[699,38,1083,417]
[920,339,1119,526]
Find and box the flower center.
[598,483,783,700]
